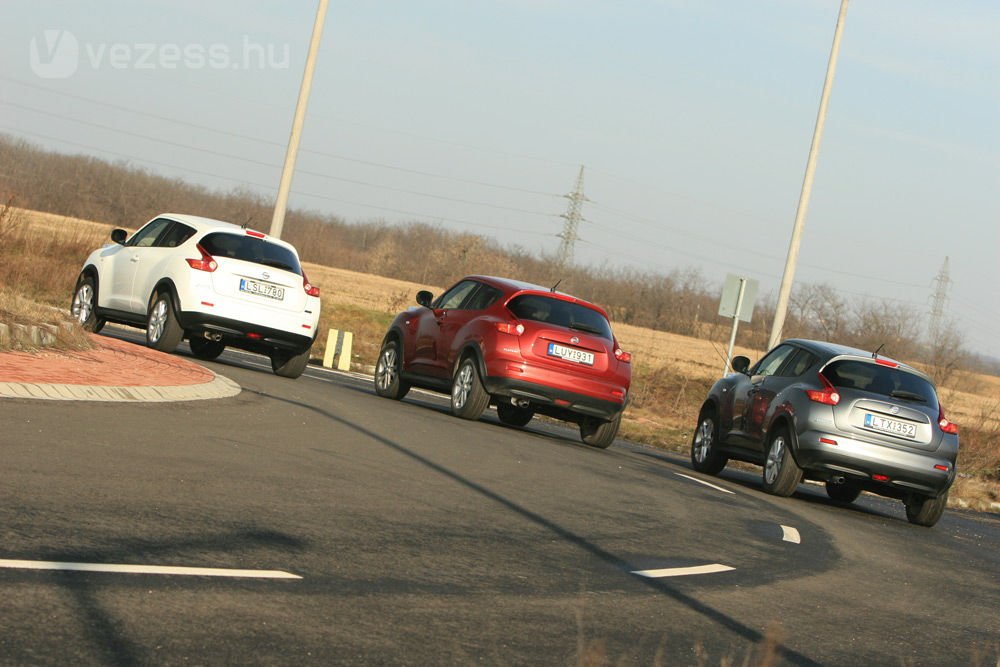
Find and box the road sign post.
[718,275,759,375]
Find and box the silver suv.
[691,339,959,526]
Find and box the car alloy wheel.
[376,346,398,392]
[148,298,168,343]
[451,357,489,420]
[452,362,474,410]
[690,409,727,474]
[764,436,785,485]
[72,282,94,325]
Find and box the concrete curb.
[0,372,241,403]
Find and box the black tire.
[71,275,105,333]
[762,427,802,497]
[146,291,183,353]
[826,479,862,503]
[451,356,489,420]
[691,408,728,475]
[271,348,311,379]
[374,339,410,400]
[905,491,948,527]
[496,402,534,428]
[189,337,225,361]
[579,413,621,449]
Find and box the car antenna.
[872,343,885,359]
[550,279,562,293]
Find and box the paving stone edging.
[0,373,241,402]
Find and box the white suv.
[71,213,321,378]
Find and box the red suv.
[374,276,632,448]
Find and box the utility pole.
[556,165,587,268]
[767,0,849,349]
[270,0,329,239]
[928,256,952,341]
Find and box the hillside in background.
[2,133,995,378]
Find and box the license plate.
[864,413,916,439]
[239,278,285,301]
[548,342,594,366]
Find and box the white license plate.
[239,278,285,301]
[548,342,594,366]
[864,413,916,439]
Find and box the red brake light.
[495,322,524,335]
[186,244,218,272]
[614,347,632,363]
[806,372,840,405]
[938,404,958,435]
[302,270,320,297]
[245,229,266,239]
[874,358,898,368]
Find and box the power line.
[0,76,561,197]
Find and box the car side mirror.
[731,356,751,374]
[111,228,128,245]
[416,290,433,308]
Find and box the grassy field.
[3,207,998,510]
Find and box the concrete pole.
[270,0,329,239]
[767,0,849,349]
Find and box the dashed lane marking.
[781,525,801,544]
[632,564,735,578]
[673,472,735,495]
[0,559,301,579]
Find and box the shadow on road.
[252,387,823,666]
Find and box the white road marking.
[674,472,735,495]
[781,525,801,544]
[0,559,301,579]
[632,563,735,578]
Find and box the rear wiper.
[889,390,926,403]
[568,322,602,335]
[259,259,296,272]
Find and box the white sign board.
[718,274,759,323]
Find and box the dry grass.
[3,207,999,510]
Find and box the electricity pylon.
[556,165,587,268]
[928,256,952,341]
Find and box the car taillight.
[938,404,959,435]
[614,347,631,363]
[495,321,524,335]
[302,270,320,297]
[245,229,266,239]
[806,372,840,405]
[186,244,218,272]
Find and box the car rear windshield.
[822,359,938,407]
[199,233,302,275]
[507,294,613,339]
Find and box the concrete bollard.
[322,328,354,372]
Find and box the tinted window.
[127,218,173,247]
[464,284,502,311]
[752,345,796,378]
[823,360,938,407]
[157,222,196,248]
[779,349,818,377]
[199,233,302,275]
[434,280,479,310]
[507,295,613,339]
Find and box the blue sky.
[1,1,997,356]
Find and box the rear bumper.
[795,429,956,497]
[483,376,626,421]
[179,311,315,354]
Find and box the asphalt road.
[1,340,998,665]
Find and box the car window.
[751,345,796,378]
[156,222,197,248]
[126,218,174,248]
[199,232,302,275]
[463,284,502,311]
[777,349,817,377]
[434,280,479,310]
[823,360,938,407]
[507,294,613,339]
